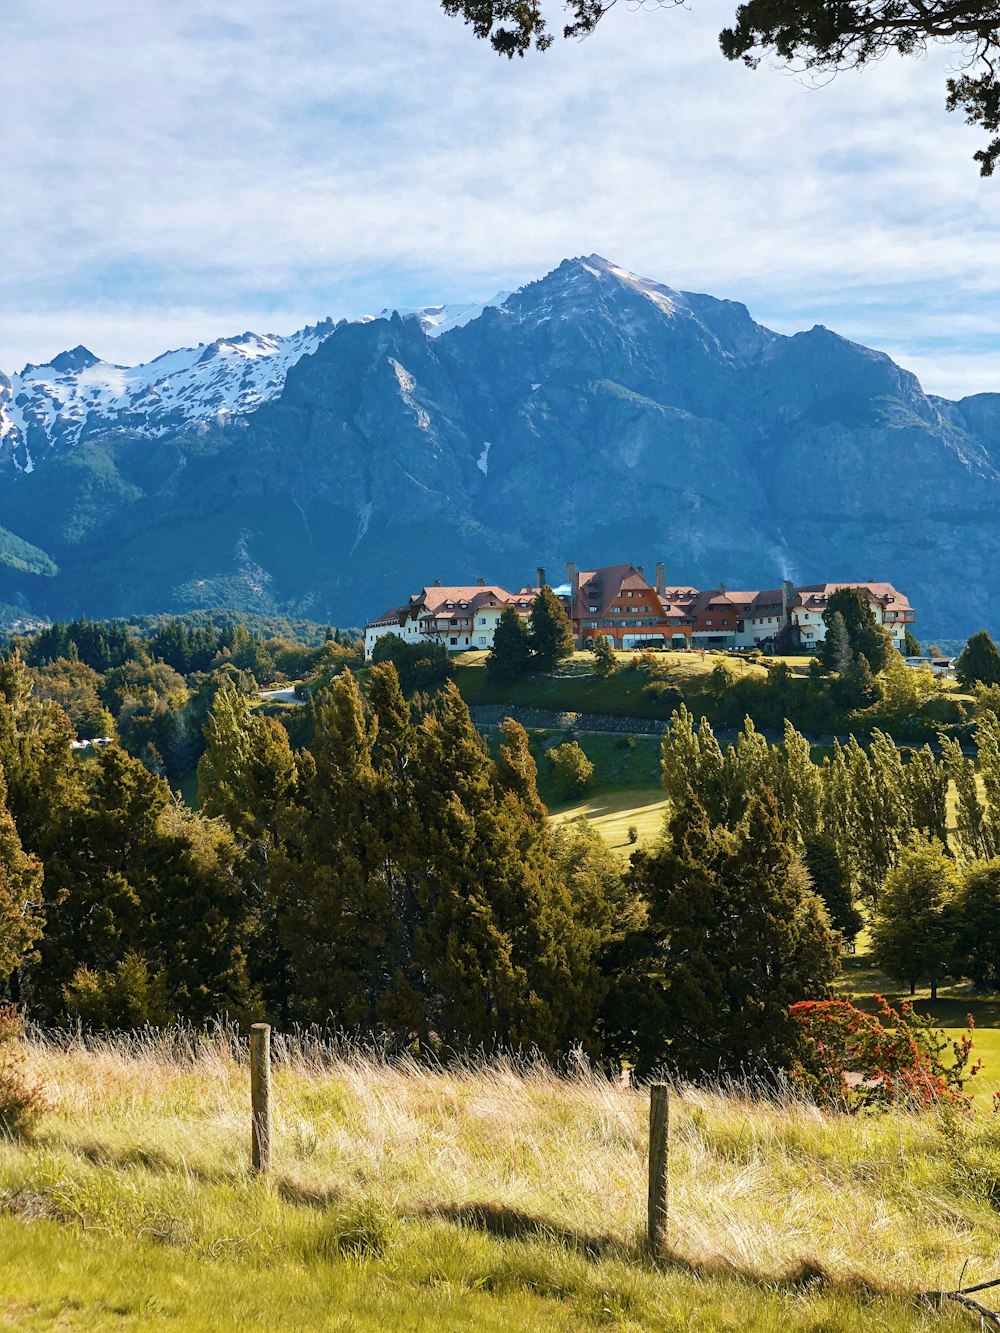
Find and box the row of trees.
[0,653,844,1075]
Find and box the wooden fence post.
[250,1022,272,1176]
[647,1083,669,1257]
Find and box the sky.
[3,0,999,399]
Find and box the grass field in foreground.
[1,1031,998,1330]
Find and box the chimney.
[655,562,665,594]
[637,564,645,578]
[476,576,486,586]
[719,581,726,595]
[536,566,546,589]
[566,562,580,645]
[433,578,441,587]
[781,579,795,618]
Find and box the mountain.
[1,254,998,640]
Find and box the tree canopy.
[439,0,1000,174]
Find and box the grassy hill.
[2,1030,997,1330]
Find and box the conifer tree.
[957,630,1000,688]
[824,611,852,676]
[528,586,575,671]
[821,588,892,674]
[0,770,44,986]
[590,635,617,677]
[487,606,533,681]
[803,833,862,946]
[198,685,298,845]
[274,671,395,1027]
[605,785,839,1078]
[410,683,590,1055]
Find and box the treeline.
[0,657,841,1075]
[9,615,362,781]
[663,706,1000,1000]
[1,624,1000,1076]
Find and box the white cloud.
[2,0,999,398]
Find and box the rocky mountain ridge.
[0,255,997,639]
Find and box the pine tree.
[528,586,575,671]
[870,836,958,998]
[274,670,395,1027]
[410,682,593,1055]
[803,833,862,946]
[0,770,44,986]
[591,635,617,677]
[823,611,852,676]
[821,588,892,674]
[487,606,533,682]
[605,785,839,1079]
[957,630,1000,688]
[198,685,298,845]
[904,628,922,657]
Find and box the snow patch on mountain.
[385,293,512,337]
[0,321,338,465]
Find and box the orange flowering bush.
[788,996,981,1113]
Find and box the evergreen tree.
[821,588,892,675]
[904,628,922,657]
[198,685,298,845]
[487,606,533,681]
[957,630,1000,688]
[870,837,958,998]
[954,859,1000,989]
[824,611,852,676]
[0,770,44,987]
[803,833,862,946]
[274,670,396,1027]
[591,635,617,677]
[409,682,594,1055]
[528,586,575,671]
[604,786,839,1078]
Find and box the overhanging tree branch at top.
[439,0,1000,175]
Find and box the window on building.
[450,637,458,646]
[706,619,713,626]
[478,636,487,645]
[589,605,598,612]
[478,618,486,625]
[722,619,729,626]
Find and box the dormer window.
[446,601,455,608]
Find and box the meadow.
[2,1029,999,1330]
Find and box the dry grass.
[0,1028,997,1328]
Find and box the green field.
[454,649,766,721]
[550,787,670,853]
[0,1031,992,1331]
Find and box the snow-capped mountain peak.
[0,319,339,471]
[380,292,512,337]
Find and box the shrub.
[547,741,595,797]
[0,1006,45,1139]
[788,996,981,1113]
[627,824,638,845]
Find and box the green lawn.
[550,787,670,853]
[454,650,765,721]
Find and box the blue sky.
[3,0,999,398]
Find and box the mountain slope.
[1,255,997,638]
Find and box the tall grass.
[1,1026,997,1329]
